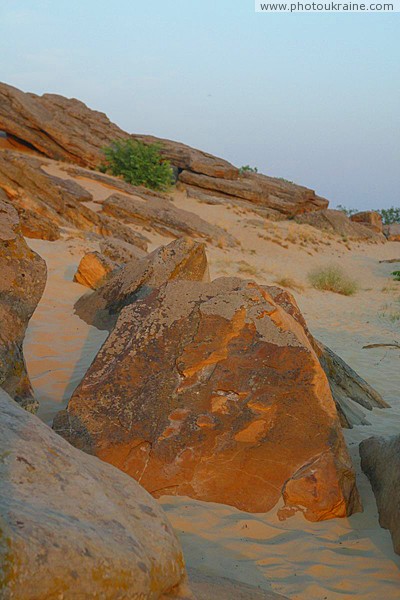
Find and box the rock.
[74,251,117,290]
[102,193,237,248]
[295,209,385,242]
[179,170,329,217]
[18,207,60,241]
[0,388,189,599]
[100,237,147,263]
[350,211,383,233]
[0,196,46,412]
[75,237,209,330]
[266,286,388,428]
[0,151,148,250]
[360,435,400,555]
[54,277,361,520]
[384,223,400,241]
[188,569,289,600]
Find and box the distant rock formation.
[0,196,46,412]
[384,223,400,241]
[360,435,400,555]
[350,211,383,234]
[0,81,329,218]
[54,276,361,521]
[0,389,189,598]
[295,209,385,242]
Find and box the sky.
[0,0,399,209]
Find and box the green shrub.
[377,207,400,225]
[392,270,400,281]
[239,165,258,174]
[100,139,174,191]
[308,264,358,296]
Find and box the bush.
[308,264,358,296]
[100,139,174,191]
[239,165,258,175]
[392,270,400,281]
[377,207,400,225]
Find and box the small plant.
[239,165,258,175]
[308,264,358,296]
[237,261,259,276]
[278,177,294,184]
[274,277,304,292]
[100,139,174,191]
[392,270,400,281]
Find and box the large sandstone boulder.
[54,277,361,521]
[102,193,237,248]
[360,435,400,555]
[0,196,46,412]
[295,209,385,242]
[350,211,383,233]
[0,388,189,599]
[75,237,209,330]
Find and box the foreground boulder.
[74,251,117,290]
[350,211,383,234]
[55,277,361,520]
[75,237,209,329]
[360,435,400,555]
[0,389,189,599]
[295,209,385,242]
[0,196,46,412]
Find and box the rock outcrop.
[350,211,383,234]
[0,388,189,599]
[74,251,117,290]
[75,237,209,330]
[54,277,361,520]
[100,237,146,263]
[102,193,237,248]
[0,197,47,412]
[295,209,385,242]
[0,82,330,218]
[384,223,400,241]
[360,435,400,555]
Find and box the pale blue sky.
[0,0,399,208]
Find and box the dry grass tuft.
[274,277,304,293]
[308,264,358,296]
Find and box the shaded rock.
[55,277,361,520]
[0,151,147,250]
[75,237,209,330]
[18,207,60,241]
[180,170,329,217]
[74,251,117,290]
[100,237,147,263]
[360,435,400,555]
[295,209,385,242]
[102,193,237,248]
[0,197,46,412]
[188,569,289,600]
[0,388,189,599]
[384,223,400,241]
[267,286,389,428]
[350,211,383,233]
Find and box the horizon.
[1,1,399,210]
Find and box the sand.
[23,169,400,599]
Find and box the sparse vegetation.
[99,139,174,191]
[278,177,294,184]
[337,204,400,225]
[392,270,400,281]
[308,264,358,296]
[239,165,258,175]
[274,277,304,292]
[237,261,259,276]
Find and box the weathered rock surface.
[0,388,189,599]
[102,193,237,248]
[188,569,289,600]
[384,223,400,241]
[350,211,383,233]
[74,251,117,290]
[295,209,385,242]
[0,151,147,249]
[180,170,329,217]
[75,237,209,330]
[100,237,147,263]
[0,197,47,412]
[267,286,388,428]
[55,277,361,520]
[360,435,400,555]
[17,207,60,241]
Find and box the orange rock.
[350,211,383,233]
[74,251,117,290]
[54,277,361,520]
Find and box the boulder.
[0,388,189,599]
[75,237,209,330]
[100,237,147,263]
[360,435,400,555]
[180,170,329,217]
[350,211,383,233]
[74,251,117,290]
[54,277,361,520]
[384,223,400,241]
[295,209,385,242]
[0,196,46,412]
[102,193,237,248]
[18,207,60,241]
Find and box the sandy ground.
[23,171,400,599]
